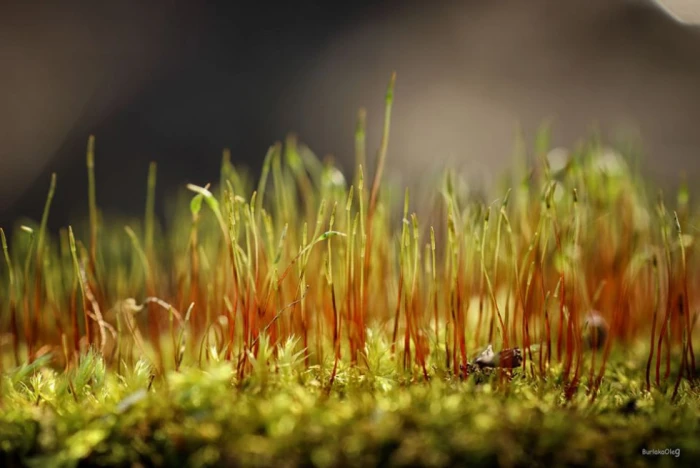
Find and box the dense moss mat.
[0,350,699,468]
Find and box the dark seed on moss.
[584,311,608,351]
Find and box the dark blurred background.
[2,0,700,231]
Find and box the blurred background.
[1,0,700,230]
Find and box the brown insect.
[460,344,523,376]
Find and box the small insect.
[460,344,523,376]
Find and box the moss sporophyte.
[1,74,700,467]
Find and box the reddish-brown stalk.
[314,290,323,367]
[556,274,566,364]
[430,227,439,359]
[380,237,394,325]
[521,260,537,374]
[238,284,253,370]
[146,276,162,372]
[433,280,440,361]
[565,189,584,397]
[475,300,484,350]
[565,285,584,401]
[504,285,514,350]
[676,215,696,377]
[10,302,20,366]
[544,280,556,373]
[455,258,468,375]
[585,291,608,393]
[655,274,674,386]
[653,194,674,384]
[345,220,358,362]
[476,218,487,347]
[48,298,66,349]
[345,251,355,363]
[350,278,358,364]
[391,274,404,355]
[445,320,452,376]
[395,193,411,360]
[646,254,660,391]
[406,210,424,372]
[328,283,341,389]
[541,181,564,366]
[677,190,697,378]
[189,220,202,337]
[665,312,672,379]
[443,196,458,375]
[562,303,574,382]
[544,310,552,376]
[448,247,458,376]
[672,294,688,400]
[587,327,597,394]
[591,287,626,401]
[450,291,458,377]
[401,279,412,371]
[503,199,526,373]
[346,274,355,354]
[536,259,548,377]
[224,192,242,361]
[225,281,239,362]
[346,284,356,362]
[402,289,412,371]
[411,294,430,381]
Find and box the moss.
[2,76,700,466]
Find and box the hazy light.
[656,0,700,23]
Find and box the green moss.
[1,353,698,467]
